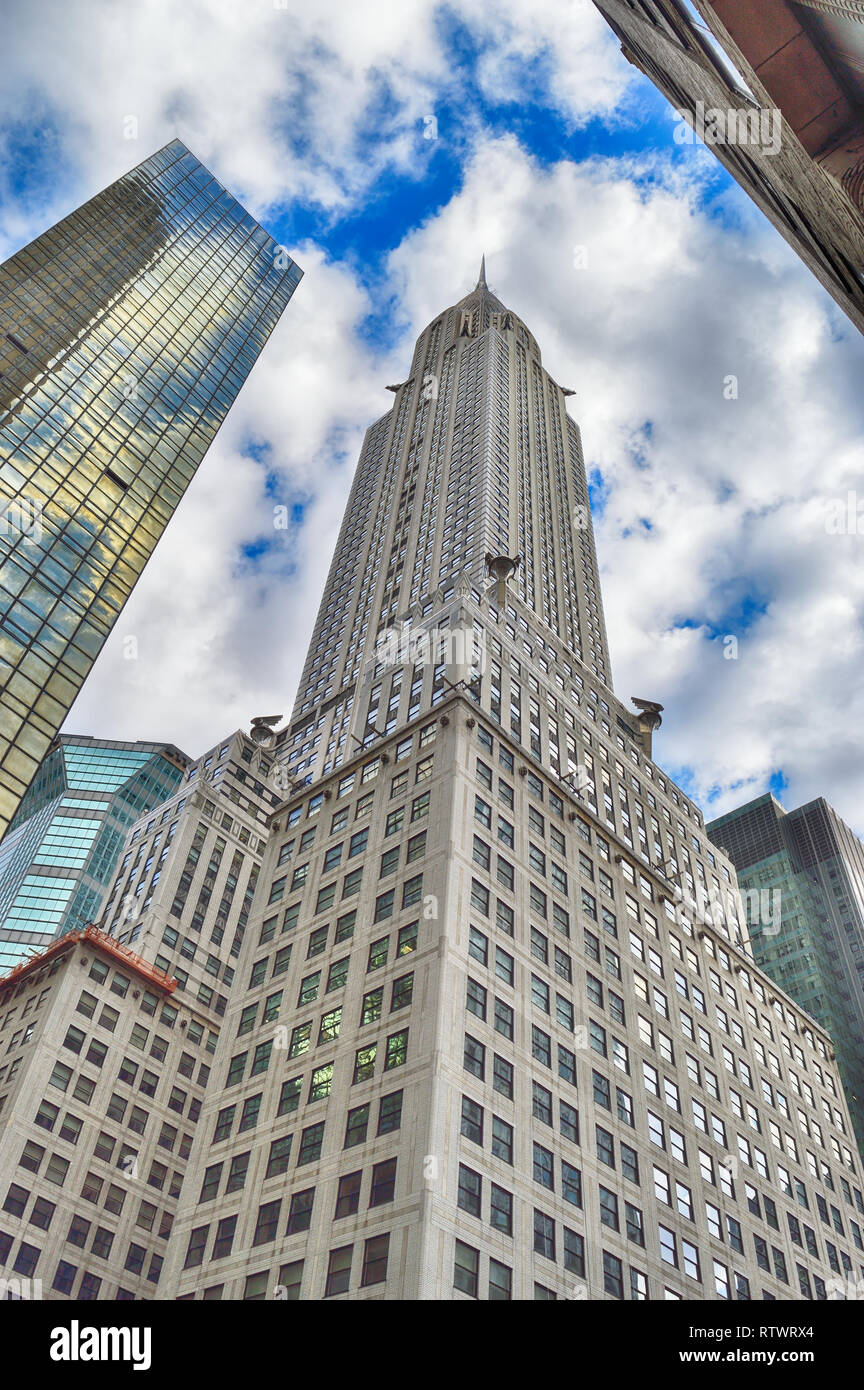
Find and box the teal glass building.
[0,734,188,971]
[709,793,864,1150]
[0,139,303,836]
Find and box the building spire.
[476,253,487,290]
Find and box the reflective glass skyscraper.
[0,139,303,837]
[0,734,187,971]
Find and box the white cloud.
[0,0,627,245]
[5,1,864,837]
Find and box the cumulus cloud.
[0,0,627,243]
[4,0,864,837]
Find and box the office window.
[361,1234,389,1287]
[490,1184,513,1237]
[596,1126,615,1167]
[599,1186,619,1231]
[552,992,574,1032]
[391,973,414,1012]
[492,1116,513,1164]
[560,1100,579,1144]
[278,1078,302,1117]
[288,1023,312,1058]
[242,1271,269,1301]
[397,921,418,955]
[384,1029,408,1070]
[466,978,487,1020]
[374,890,395,923]
[184,1227,209,1268]
[45,1154,69,1187]
[354,1045,377,1083]
[533,1082,553,1126]
[532,1026,552,1068]
[378,1091,403,1135]
[626,1202,645,1247]
[318,1009,342,1045]
[104,1185,126,1217]
[593,1070,611,1109]
[370,1158,397,1207]
[226,1153,250,1194]
[458,1164,482,1217]
[238,1094,261,1132]
[297,1122,325,1165]
[362,988,384,1026]
[326,959,349,993]
[533,1209,556,1260]
[659,1225,678,1267]
[35,1100,59,1132]
[617,1089,635,1128]
[335,1171,362,1219]
[67,1215,91,1249]
[493,1055,514,1099]
[277,1260,304,1300]
[253,1201,281,1247]
[298,973,321,1006]
[52,1259,78,1296]
[533,1143,555,1190]
[325,1245,353,1297]
[464,1034,485,1080]
[563,1226,585,1277]
[461,1096,483,1146]
[199,1164,222,1203]
[489,1258,512,1300]
[3,1183,28,1218]
[265,1136,293,1180]
[286,1189,315,1234]
[211,1216,237,1261]
[558,1045,577,1086]
[562,1161,582,1207]
[345,1104,370,1148]
[454,1240,479,1297]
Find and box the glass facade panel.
[0,736,187,969]
[0,138,302,833]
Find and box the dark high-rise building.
[0,735,188,972]
[709,793,864,1148]
[592,1,864,335]
[0,139,303,837]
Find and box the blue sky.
[3,0,864,833]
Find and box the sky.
[2,0,864,834]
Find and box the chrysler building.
[157,268,863,1301]
[275,259,610,786]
